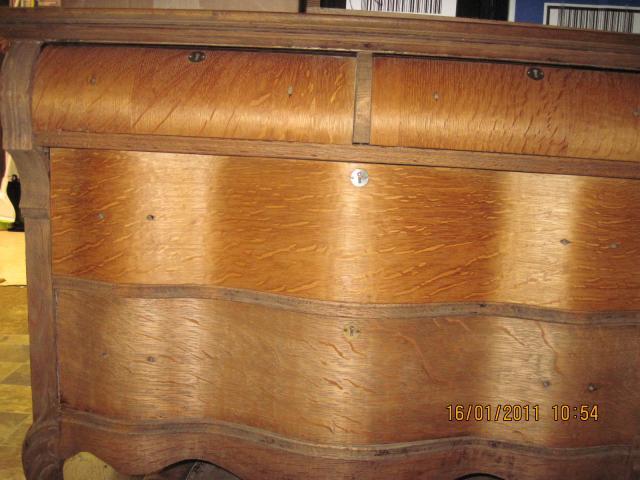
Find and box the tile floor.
[0,286,31,480]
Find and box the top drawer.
[371,57,640,162]
[32,45,357,145]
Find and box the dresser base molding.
[54,410,633,480]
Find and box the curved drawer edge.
[57,410,635,479]
[54,275,640,326]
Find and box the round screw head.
[350,169,369,187]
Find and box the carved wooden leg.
[22,419,63,480]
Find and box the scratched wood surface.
[51,149,640,312]
[55,285,640,449]
[32,46,356,145]
[371,57,640,162]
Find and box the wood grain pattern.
[32,46,356,145]
[58,412,634,480]
[50,276,640,326]
[36,130,640,180]
[55,286,640,448]
[51,149,640,312]
[371,57,640,162]
[0,41,41,150]
[1,8,640,71]
[352,52,372,145]
[1,40,63,480]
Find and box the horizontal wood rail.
[1,8,639,70]
[36,132,640,180]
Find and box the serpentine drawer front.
[1,8,639,480]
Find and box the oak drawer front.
[51,148,640,311]
[32,46,356,144]
[55,286,640,448]
[371,57,640,162]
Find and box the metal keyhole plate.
[350,169,369,187]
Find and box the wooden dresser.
[1,7,639,480]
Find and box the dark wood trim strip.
[0,9,639,71]
[53,276,640,326]
[0,40,41,150]
[61,408,632,462]
[352,52,373,145]
[36,131,640,180]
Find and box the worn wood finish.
[352,52,372,145]
[0,41,41,150]
[58,412,633,480]
[1,9,640,71]
[32,46,356,145]
[371,57,640,162]
[50,276,640,326]
[35,130,640,180]
[55,284,640,448]
[51,149,640,312]
[1,41,63,479]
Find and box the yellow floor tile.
[0,385,32,415]
[0,287,29,336]
[0,412,29,445]
[0,467,25,480]
[0,444,22,470]
[0,363,21,383]
[2,364,31,387]
[0,346,29,364]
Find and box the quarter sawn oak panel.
[51,149,640,311]
[371,57,640,162]
[32,46,356,145]
[56,286,640,448]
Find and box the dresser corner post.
[2,40,63,479]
